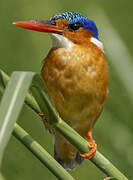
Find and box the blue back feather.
[51,12,99,39]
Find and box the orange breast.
[41,43,108,136]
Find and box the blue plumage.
[54,145,84,170]
[52,12,99,39]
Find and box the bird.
[13,12,109,170]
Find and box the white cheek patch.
[50,33,74,50]
[90,37,104,52]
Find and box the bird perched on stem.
[13,12,109,169]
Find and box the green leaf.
[0,71,35,165]
[0,71,75,180]
[31,74,59,123]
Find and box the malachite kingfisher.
[13,12,109,169]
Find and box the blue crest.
[51,12,99,39]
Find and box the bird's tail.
[54,133,84,170]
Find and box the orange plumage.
[41,38,108,163]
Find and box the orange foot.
[40,113,47,123]
[80,131,97,159]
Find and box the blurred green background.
[1,0,133,179]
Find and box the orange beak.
[13,20,63,34]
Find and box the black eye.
[67,23,81,31]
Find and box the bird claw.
[80,131,97,159]
[40,113,47,123]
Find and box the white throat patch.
[50,33,74,50]
[50,33,104,52]
[90,37,104,52]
